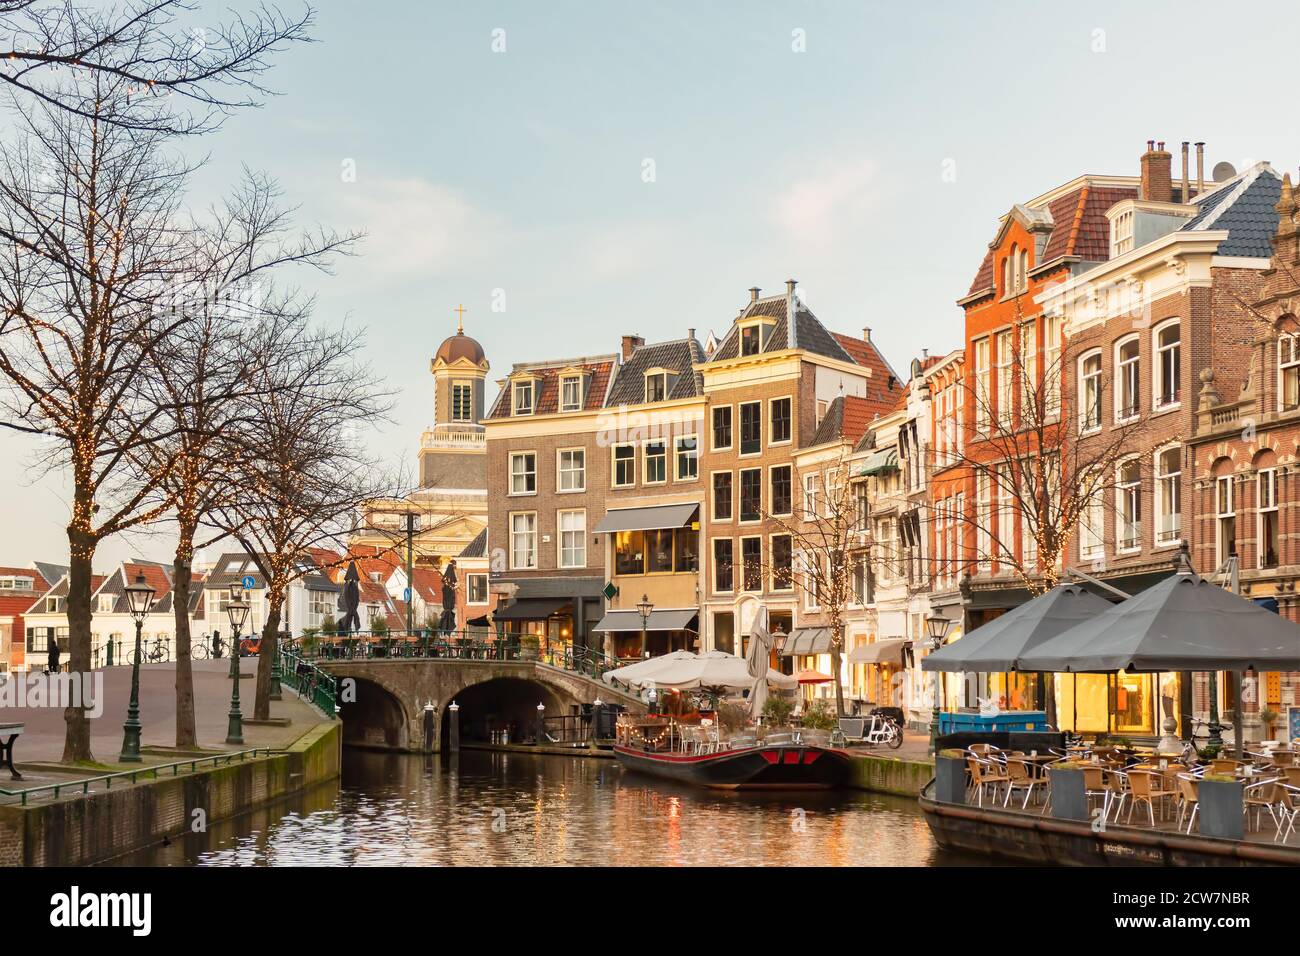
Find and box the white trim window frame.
[1115,334,1140,422]
[739,467,762,523]
[1154,445,1182,547]
[1116,457,1142,554]
[769,464,793,517]
[711,404,733,452]
[712,537,735,593]
[612,444,635,488]
[557,508,586,569]
[1215,475,1236,569]
[509,511,538,570]
[770,533,794,592]
[559,375,583,412]
[1153,319,1181,411]
[674,434,699,481]
[451,380,474,422]
[557,447,586,493]
[643,440,668,485]
[711,470,733,522]
[975,337,991,432]
[1078,349,1103,433]
[512,379,535,416]
[466,573,489,605]
[1258,468,1279,570]
[739,401,762,456]
[509,451,537,496]
[769,396,793,445]
[976,471,991,572]
[1043,314,1062,420]
[1018,320,1037,424]
[1079,470,1105,562]
[995,330,1014,428]
[1280,334,1300,413]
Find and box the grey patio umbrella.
[1016,570,1300,674]
[922,584,1113,673]
[338,561,361,634]
[745,606,774,719]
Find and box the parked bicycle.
[127,636,170,665]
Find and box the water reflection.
[117,749,984,866]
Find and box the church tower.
[421,304,489,489]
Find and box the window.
[510,512,537,569]
[613,444,635,487]
[713,539,734,592]
[1116,336,1140,421]
[975,337,990,431]
[674,435,699,480]
[509,452,536,495]
[1215,476,1236,567]
[512,379,535,416]
[804,473,818,518]
[1079,351,1102,431]
[739,468,762,521]
[1018,322,1036,422]
[770,465,792,516]
[712,406,732,450]
[645,371,668,403]
[741,537,762,591]
[646,528,675,573]
[1079,474,1105,561]
[976,472,992,571]
[741,324,762,356]
[615,531,645,575]
[1044,314,1062,417]
[452,382,473,422]
[558,510,586,568]
[1117,458,1141,552]
[644,441,667,484]
[0,576,33,591]
[466,573,488,604]
[995,464,1013,569]
[771,535,793,590]
[739,401,761,455]
[1259,468,1279,569]
[309,591,332,626]
[712,472,733,521]
[1155,446,1181,545]
[996,330,1013,427]
[560,375,583,412]
[558,448,585,492]
[1112,208,1135,257]
[1155,321,1180,408]
[770,397,791,444]
[674,528,699,573]
[1280,334,1300,412]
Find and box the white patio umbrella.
[602,649,792,692]
[601,650,698,689]
[746,606,776,718]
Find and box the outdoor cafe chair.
[1211,758,1244,776]
[969,743,1002,758]
[1243,778,1285,832]
[1272,750,1296,767]
[1126,769,1176,828]
[1103,768,1130,822]
[1003,758,1043,810]
[967,756,1010,807]
[1174,773,1200,834]
[1275,786,1299,844]
[1284,766,1300,788]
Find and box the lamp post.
[926,615,951,756]
[637,593,654,660]
[399,511,419,635]
[226,592,250,745]
[118,573,156,763]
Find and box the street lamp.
[771,622,788,655]
[926,615,951,756]
[637,593,654,660]
[225,592,250,745]
[399,511,419,635]
[118,573,156,763]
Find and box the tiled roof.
[1180,165,1281,258]
[0,567,49,591]
[487,358,615,419]
[605,337,704,406]
[409,566,442,603]
[809,395,878,447]
[710,293,854,364]
[33,562,67,586]
[459,528,488,558]
[831,333,903,417]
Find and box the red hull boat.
[614,743,852,790]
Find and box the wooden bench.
[0,722,23,780]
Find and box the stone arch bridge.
[315,658,644,752]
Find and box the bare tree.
[0,0,314,134]
[208,316,394,720]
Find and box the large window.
[739,468,762,522]
[615,531,645,575]
[558,448,585,492]
[1079,474,1105,561]
[804,473,818,518]
[713,539,734,592]
[1259,468,1279,569]
[1117,458,1141,552]
[1079,350,1102,431]
[1116,336,1140,421]
[1155,321,1180,409]
[452,382,473,422]
[674,435,699,480]
[513,379,534,416]
[739,401,761,455]
[1280,334,1300,412]
[560,375,583,412]
[770,397,792,444]
[674,528,699,573]
[771,534,793,591]
[509,452,536,495]
[510,512,537,569]
[1155,446,1181,545]
[1215,476,1236,567]
[558,509,586,568]
[644,441,667,484]
[616,528,698,576]
[646,529,674,573]
[975,337,990,431]
[996,330,1013,427]
[741,537,762,592]
[770,465,792,516]
[712,406,732,450]
[712,471,733,521]
[1044,315,1062,417]
[613,444,635,487]
[1018,322,1036,422]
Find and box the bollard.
[448,701,460,752]
[422,700,435,754]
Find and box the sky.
[4,0,1300,571]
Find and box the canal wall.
[0,720,340,867]
[846,753,932,797]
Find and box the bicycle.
[128,636,170,665]
[1179,714,1228,764]
[189,638,211,661]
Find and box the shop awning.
[591,608,698,632]
[593,503,699,534]
[858,448,898,476]
[848,638,908,665]
[780,626,831,657]
[492,598,570,621]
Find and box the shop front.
[591,607,699,661]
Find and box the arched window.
[1115,457,1141,552]
[1018,248,1029,291]
[1114,334,1140,421]
[1278,324,1300,412]
[1078,350,1103,431]
[1154,445,1181,545]
[1256,448,1280,569]
[1212,458,1236,568]
[1153,320,1180,409]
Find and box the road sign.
[241,575,256,590]
[404,587,412,602]
[602,582,618,601]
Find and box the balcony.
[421,424,486,451]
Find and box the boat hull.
[614,744,851,790]
[919,783,1300,867]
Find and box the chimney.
[748,286,760,304]
[785,278,797,299]
[922,348,929,361]
[1195,142,1206,197]
[686,327,695,343]
[621,334,644,361]
[863,326,872,343]
[1140,140,1173,203]
[1180,141,1190,204]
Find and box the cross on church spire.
[453,303,467,334]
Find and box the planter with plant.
[934,750,968,805]
[518,633,540,661]
[1261,708,1279,739]
[1198,775,1245,840]
[801,700,836,732]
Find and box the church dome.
[434,331,486,367]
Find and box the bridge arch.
[338,676,410,750]
[443,676,567,745]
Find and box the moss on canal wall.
[0,721,340,866]
[846,753,933,797]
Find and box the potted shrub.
[1198,773,1245,840]
[518,633,540,661]
[934,749,968,805]
[761,696,795,728]
[801,700,836,731]
[1261,707,1279,740]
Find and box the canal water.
[118,749,985,866]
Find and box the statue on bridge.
[439,560,458,634]
[339,560,362,634]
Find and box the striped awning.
[848,638,908,665]
[859,448,898,476]
[780,626,831,657]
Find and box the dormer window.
[560,375,583,412]
[513,379,535,416]
[644,370,673,403]
[98,594,116,613]
[1112,209,1135,257]
[741,324,762,356]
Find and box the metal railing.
[277,644,339,717]
[0,747,278,807]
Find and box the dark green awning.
[859,448,898,476]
